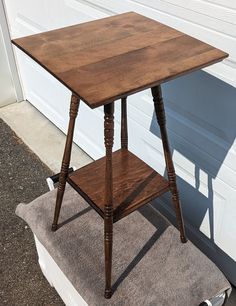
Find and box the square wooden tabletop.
[12,12,228,108]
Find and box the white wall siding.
[0,26,15,106]
[0,0,22,104]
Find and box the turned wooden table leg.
[151,85,187,243]
[121,97,128,149]
[52,94,80,231]
[104,102,114,298]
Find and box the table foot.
[104,289,112,299]
[51,223,58,232]
[181,236,188,243]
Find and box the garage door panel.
[127,73,236,177]
[125,74,236,266]
[128,102,236,262]
[6,0,108,38]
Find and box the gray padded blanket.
[16,185,231,306]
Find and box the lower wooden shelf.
[67,149,169,222]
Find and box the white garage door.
[0,24,15,106]
[0,1,16,107]
[3,0,236,285]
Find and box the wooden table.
[12,12,228,299]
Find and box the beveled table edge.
[12,12,228,109]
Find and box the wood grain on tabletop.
[12,12,228,108]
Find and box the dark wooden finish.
[121,97,128,149]
[12,12,228,108]
[14,11,229,298]
[151,85,187,243]
[52,94,80,231]
[103,103,114,298]
[67,149,170,222]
